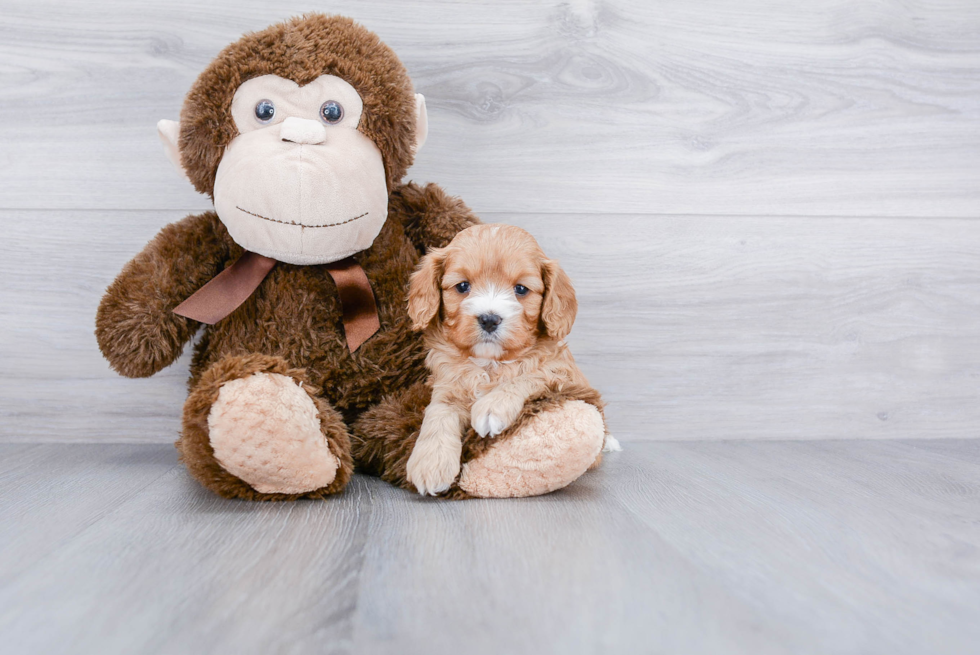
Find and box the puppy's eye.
[514,284,529,296]
[254,99,275,123]
[455,281,471,294]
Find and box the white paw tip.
[474,411,506,438]
[416,483,451,497]
[487,414,506,437]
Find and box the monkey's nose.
[280,117,326,145]
[477,313,502,333]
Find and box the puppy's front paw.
[406,435,461,496]
[471,394,521,438]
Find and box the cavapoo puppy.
[404,223,615,496]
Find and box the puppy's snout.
[477,313,502,333]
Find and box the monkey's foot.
[179,354,353,500]
[458,400,605,498]
[208,372,338,494]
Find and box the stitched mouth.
[236,206,368,229]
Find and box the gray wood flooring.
[1,441,978,655]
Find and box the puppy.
[404,223,614,496]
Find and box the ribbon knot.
[173,251,380,353]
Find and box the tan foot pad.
[458,400,605,498]
[208,372,338,494]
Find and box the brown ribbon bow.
[173,251,380,353]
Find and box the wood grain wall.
[1,0,978,442]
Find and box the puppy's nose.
[477,313,502,333]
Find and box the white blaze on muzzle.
[462,284,523,337]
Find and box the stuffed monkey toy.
[95,14,606,500]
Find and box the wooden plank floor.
[1,441,978,654]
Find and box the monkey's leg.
[351,382,606,499]
[455,396,605,499]
[350,381,431,492]
[178,353,353,500]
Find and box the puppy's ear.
[540,259,577,340]
[407,248,445,331]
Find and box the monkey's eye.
[319,100,344,124]
[254,99,276,123]
[515,284,529,296]
[455,281,471,294]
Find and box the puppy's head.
[407,224,577,360]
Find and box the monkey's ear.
[156,119,191,182]
[414,94,428,153]
[407,247,444,331]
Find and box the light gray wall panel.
[2,0,977,444]
[0,0,977,216]
[2,210,977,442]
[518,213,980,440]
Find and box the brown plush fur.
[351,379,605,500]
[95,212,230,379]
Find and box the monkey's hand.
[95,212,229,378]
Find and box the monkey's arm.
[95,211,231,378]
[391,182,481,253]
